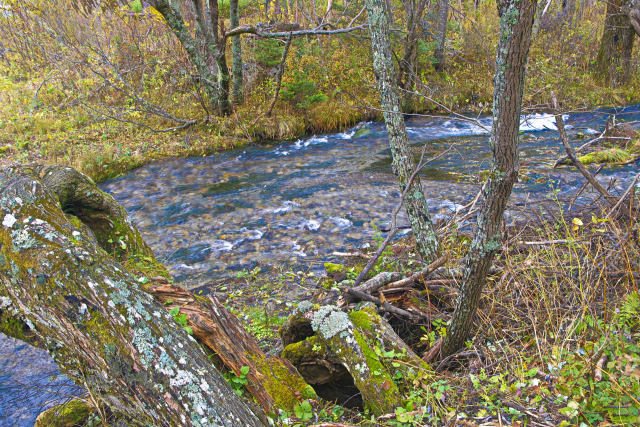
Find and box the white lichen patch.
[311,305,352,340]
[2,214,17,228]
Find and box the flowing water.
[2,105,639,425]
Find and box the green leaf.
[169,307,180,317]
[240,366,250,376]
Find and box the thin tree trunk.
[365,0,440,263]
[230,0,243,105]
[441,0,537,357]
[398,1,427,109]
[0,165,263,426]
[433,0,449,71]
[208,0,233,115]
[594,0,636,87]
[151,0,226,115]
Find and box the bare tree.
[441,0,538,357]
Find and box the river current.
[2,105,639,425]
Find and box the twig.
[266,32,292,117]
[608,173,639,218]
[384,255,448,288]
[341,286,419,319]
[551,93,617,207]
[568,164,604,211]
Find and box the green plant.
[168,306,193,335]
[225,366,250,396]
[293,400,313,422]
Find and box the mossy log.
[149,283,316,413]
[0,165,264,426]
[281,303,433,416]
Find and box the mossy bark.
[365,0,440,263]
[442,0,537,357]
[0,165,263,426]
[281,304,432,415]
[150,283,315,413]
[34,399,94,427]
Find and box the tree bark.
[0,165,263,426]
[230,0,243,105]
[433,0,449,71]
[398,0,428,109]
[594,0,636,87]
[281,304,431,415]
[441,0,537,357]
[365,0,440,263]
[149,283,316,414]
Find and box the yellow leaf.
[572,218,583,227]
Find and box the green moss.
[0,310,30,342]
[324,262,346,275]
[281,335,322,362]
[248,352,317,413]
[34,399,93,427]
[123,254,170,284]
[351,328,401,415]
[348,307,377,331]
[578,148,634,165]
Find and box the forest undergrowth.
[219,196,640,426]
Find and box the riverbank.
[212,205,640,425]
[1,0,640,183]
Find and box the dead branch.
[551,93,618,207]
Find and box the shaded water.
[2,105,639,425]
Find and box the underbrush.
[223,201,640,425]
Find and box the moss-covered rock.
[34,399,94,427]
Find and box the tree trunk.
[398,1,427,110]
[433,0,449,71]
[594,0,636,87]
[230,0,244,105]
[0,165,263,426]
[365,0,440,264]
[441,0,537,357]
[149,283,316,414]
[624,0,640,36]
[150,0,232,116]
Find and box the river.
[2,105,639,425]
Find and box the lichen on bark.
[0,165,262,426]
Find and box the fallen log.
[0,165,263,425]
[281,303,432,415]
[149,283,316,413]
